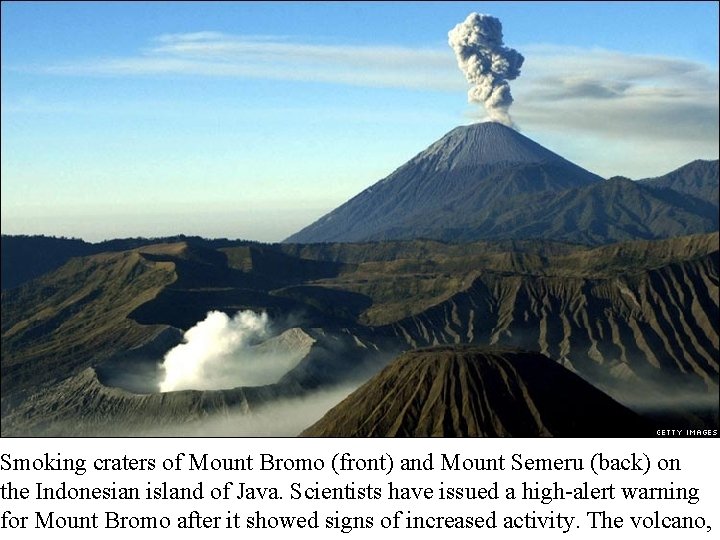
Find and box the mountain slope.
[639,159,719,206]
[1,248,178,406]
[285,123,717,244]
[302,346,652,437]
[363,176,718,243]
[285,122,601,243]
[381,247,719,409]
[0,235,96,290]
[0,234,251,291]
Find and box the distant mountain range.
[639,159,719,204]
[285,122,718,244]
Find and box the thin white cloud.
[154,31,235,43]
[147,32,451,67]
[44,56,460,91]
[12,33,720,152]
[41,33,459,91]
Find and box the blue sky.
[2,1,718,242]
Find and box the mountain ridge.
[285,123,718,244]
[639,159,719,206]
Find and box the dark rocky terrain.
[302,346,653,437]
[1,233,717,435]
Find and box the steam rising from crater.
[448,13,524,126]
[159,310,292,392]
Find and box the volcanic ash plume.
[448,13,524,126]
[159,310,273,392]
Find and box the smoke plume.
[448,13,524,126]
[159,310,296,392]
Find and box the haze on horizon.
[1,1,718,243]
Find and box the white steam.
[448,13,524,126]
[159,310,296,392]
[136,384,361,437]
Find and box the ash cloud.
[448,13,524,126]
[159,310,295,392]
[535,77,632,100]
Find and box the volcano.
[286,122,600,243]
[285,122,716,244]
[302,346,653,437]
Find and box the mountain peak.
[302,346,652,437]
[639,159,719,207]
[422,122,568,170]
[285,122,602,243]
